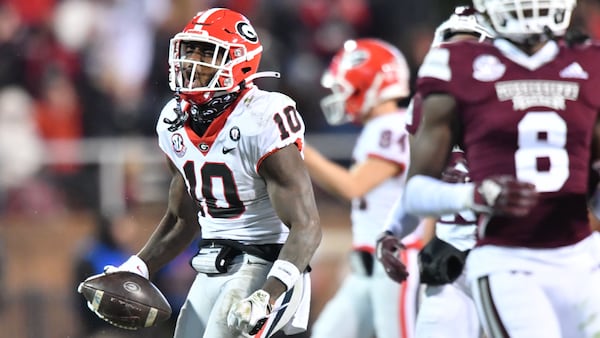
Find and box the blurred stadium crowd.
[2,0,599,214]
[1,0,600,337]
[0,0,455,215]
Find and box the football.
[77,271,172,330]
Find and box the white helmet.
[472,0,577,42]
[432,6,496,47]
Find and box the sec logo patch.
[171,133,187,157]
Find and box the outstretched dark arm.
[137,157,201,275]
[258,144,322,302]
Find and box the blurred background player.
[304,38,429,338]
[377,7,495,338]
[79,8,322,338]
[404,0,600,337]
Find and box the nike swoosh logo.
[222,147,235,154]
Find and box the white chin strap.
[247,71,281,81]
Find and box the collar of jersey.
[183,87,251,150]
[493,38,559,71]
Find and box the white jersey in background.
[436,211,477,251]
[312,110,422,338]
[350,112,420,249]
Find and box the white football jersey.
[350,111,411,249]
[436,212,477,251]
[156,86,305,244]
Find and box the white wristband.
[267,260,301,291]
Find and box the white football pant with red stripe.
[311,243,421,338]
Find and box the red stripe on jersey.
[256,138,303,173]
[366,153,406,176]
[352,245,375,254]
[399,248,410,338]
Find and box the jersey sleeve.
[246,92,306,169]
[417,46,453,96]
[416,41,487,104]
[404,93,423,135]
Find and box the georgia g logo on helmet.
[236,21,258,43]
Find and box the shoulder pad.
[418,47,451,81]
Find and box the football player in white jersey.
[81,8,322,338]
[305,38,427,338]
[377,7,495,338]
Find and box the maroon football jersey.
[416,39,600,248]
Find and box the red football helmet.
[168,8,272,104]
[320,38,410,125]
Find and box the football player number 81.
[515,111,569,192]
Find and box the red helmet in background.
[168,8,264,105]
[320,38,410,125]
